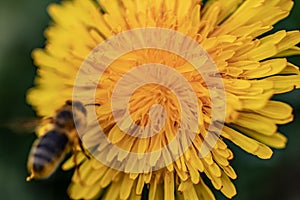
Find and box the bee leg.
[26,172,35,182]
[78,139,90,159]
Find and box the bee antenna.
[84,103,101,107]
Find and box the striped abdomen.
[27,130,69,180]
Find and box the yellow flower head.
[27,0,300,199]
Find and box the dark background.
[0,1,299,199]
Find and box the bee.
[26,100,95,181]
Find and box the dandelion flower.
[27,0,300,199]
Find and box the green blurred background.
[0,1,299,199]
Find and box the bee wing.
[1,117,53,135]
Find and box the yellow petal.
[100,168,117,188]
[233,112,277,136]
[62,151,86,170]
[276,46,300,57]
[149,178,163,200]
[164,171,175,200]
[254,101,293,120]
[203,168,222,190]
[178,180,199,200]
[242,58,287,79]
[85,165,108,186]
[220,172,237,199]
[265,75,300,93]
[237,91,273,110]
[244,30,300,61]
[108,125,126,144]
[277,31,300,53]
[230,21,272,38]
[221,165,237,180]
[98,0,126,30]
[136,174,144,195]
[186,161,200,184]
[120,174,135,200]
[236,126,287,149]
[103,180,121,200]
[279,62,300,75]
[213,1,293,37]
[222,126,273,159]
[128,182,142,200]
[212,149,229,165]
[194,178,216,200]
[203,0,243,24]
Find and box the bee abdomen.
[29,130,69,175]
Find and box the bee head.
[55,109,74,129]
[65,100,87,116]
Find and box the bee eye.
[56,110,73,121]
[73,102,87,116]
